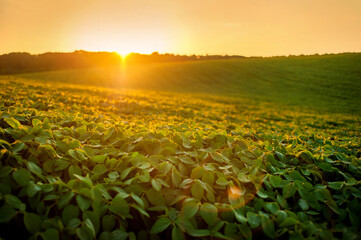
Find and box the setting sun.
[68,9,173,56]
[72,33,167,56]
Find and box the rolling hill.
[7,52,361,115]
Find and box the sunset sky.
[1,0,360,56]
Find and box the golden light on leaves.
[228,186,242,201]
[228,185,245,209]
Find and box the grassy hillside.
[10,53,361,115]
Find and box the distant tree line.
[125,52,245,64]
[0,51,121,74]
[0,51,245,75]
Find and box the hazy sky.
[1,0,360,56]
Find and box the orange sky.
[1,0,360,56]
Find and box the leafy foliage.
[0,77,360,239]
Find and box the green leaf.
[139,171,150,182]
[68,139,81,149]
[13,168,30,187]
[216,177,228,186]
[261,216,275,238]
[176,218,209,237]
[280,217,298,227]
[62,205,80,225]
[182,201,199,219]
[84,218,96,237]
[25,182,41,198]
[257,189,269,199]
[137,162,150,170]
[0,139,11,150]
[168,208,178,222]
[108,171,119,179]
[93,155,107,164]
[233,208,247,224]
[27,161,44,179]
[131,193,144,208]
[277,193,288,208]
[151,178,162,192]
[0,205,16,223]
[32,118,42,126]
[299,151,313,163]
[12,142,25,153]
[159,162,172,174]
[191,181,204,200]
[275,151,285,162]
[172,225,185,240]
[211,152,230,163]
[172,169,182,187]
[224,223,238,238]
[246,212,261,228]
[212,220,225,232]
[92,164,108,175]
[76,226,92,240]
[108,194,130,216]
[264,202,280,214]
[276,210,288,223]
[186,228,211,237]
[128,232,136,240]
[283,183,297,198]
[178,155,195,165]
[199,203,218,226]
[298,199,309,210]
[150,217,172,234]
[120,167,133,180]
[42,228,59,240]
[40,145,57,157]
[132,204,150,218]
[67,218,82,229]
[269,175,282,188]
[146,189,165,206]
[0,166,13,178]
[5,194,26,211]
[238,174,251,183]
[190,166,204,179]
[24,212,42,234]
[54,159,70,171]
[328,181,344,190]
[111,230,128,240]
[102,215,116,232]
[58,191,75,209]
[202,171,215,185]
[68,165,82,179]
[238,224,252,240]
[318,162,333,172]
[73,174,93,188]
[68,149,85,161]
[5,117,21,128]
[76,195,91,211]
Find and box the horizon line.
[1,50,360,59]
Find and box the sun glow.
[73,28,170,57]
[115,52,129,62]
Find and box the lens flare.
[228,186,242,201]
[228,185,245,209]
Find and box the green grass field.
[13,53,361,114]
[0,53,360,240]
